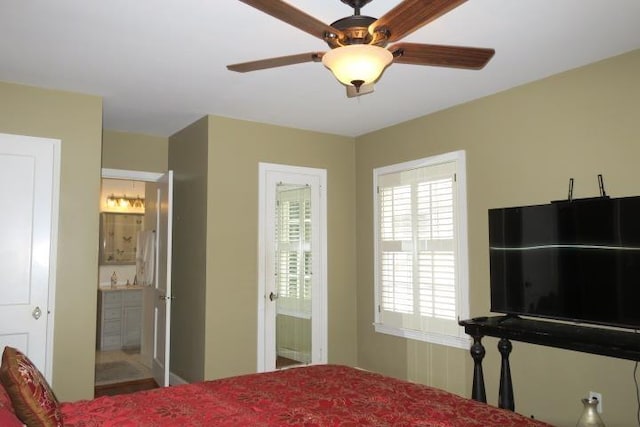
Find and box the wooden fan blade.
[238,0,342,40]
[389,43,495,69]
[227,52,324,73]
[371,0,467,43]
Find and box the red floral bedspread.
[62,365,550,426]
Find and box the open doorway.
[95,177,154,396]
[95,168,174,394]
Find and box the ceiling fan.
[227,0,495,97]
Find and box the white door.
[150,171,173,386]
[258,163,327,372]
[0,133,59,383]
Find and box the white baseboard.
[169,371,188,385]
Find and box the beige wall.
[102,129,167,172]
[0,82,103,401]
[204,116,358,379]
[355,49,640,426]
[167,116,209,382]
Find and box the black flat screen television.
[489,196,640,330]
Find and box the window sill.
[373,323,471,350]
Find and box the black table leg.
[498,338,514,411]
[470,334,486,403]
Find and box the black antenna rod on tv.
[598,174,607,198]
[568,178,574,202]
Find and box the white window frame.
[373,151,470,349]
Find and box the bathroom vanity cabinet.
[97,288,143,351]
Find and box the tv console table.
[458,316,640,411]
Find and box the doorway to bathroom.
[95,168,174,395]
[95,177,153,394]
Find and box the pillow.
[0,406,24,427]
[0,381,14,412]
[0,347,62,427]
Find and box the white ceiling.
[1,1,639,138]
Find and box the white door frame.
[44,137,60,384]
[257,162,327,372]
[102,169,164,183]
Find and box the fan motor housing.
[326,15,388,48]
[340,0,373,9]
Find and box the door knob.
[32,306,42,320]
[269,292,279,301]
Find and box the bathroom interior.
[95,178,154,393]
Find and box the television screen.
[489,196,640,329]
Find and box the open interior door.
[148,171,173,386]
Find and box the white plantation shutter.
[374,152,470,348]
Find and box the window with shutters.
[373,151,470,349]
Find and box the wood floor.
[95,356,300,397]
[276,356,301,369]
[94,377,159,397]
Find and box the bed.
[1,347,550,426]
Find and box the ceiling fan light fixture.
[321,44,392,88]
